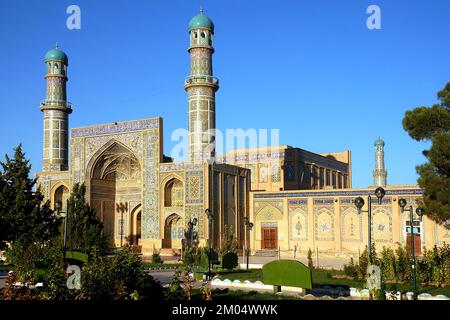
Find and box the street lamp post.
[398,198,425,300]
[55,200,69,261]
[205,208,214,280]
[244,217,254,270]
[187,217,198,268]
[354,187,386,263]
[188,217,198,248]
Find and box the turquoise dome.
[374,137,385,146]
[189,13,214,31]
[45,48,68,63]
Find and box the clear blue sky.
[0,0,449,188]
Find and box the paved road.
[147,270,176,286]
[0,276,6,289]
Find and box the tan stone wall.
[220,145,351,193]
[249,186,449,257]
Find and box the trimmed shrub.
[221,252,238,270]
[165,269,184,300]
[357,246,369,280]
[65,250,89,264]
[307,248,314,269]
[194,252,209,273]
[380,247,396,282]
[395,245,411,282]
[76,248,163,300]
[343,258,358,278]
[152,249,162,264]
[262,259,312,291]
[219,225,239,256]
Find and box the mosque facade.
[36,11,449,257]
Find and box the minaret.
[373,137,387,187]
[185,9,219,162]
[40,44,72,172]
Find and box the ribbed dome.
[189,11,214,32]
[374,137,385,146]
[45,46,68,64]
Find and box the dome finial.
[55,42,59,49]
[374,136,385,147]
[200,6,204,15]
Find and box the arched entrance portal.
[163,213,183,249]
[130,204,142,245]
[161,177,184,249]
[88,141,142,247]
[53,185,69,212]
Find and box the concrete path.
[0,276,6,289]
[147,270,176,286]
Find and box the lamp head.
[248,222,254,230]
[205,208,213,220]
[416,207,425,220]
[398,198,407,212]
[193,217,198,225]
[354,197,365,214]
[374,187,386,204]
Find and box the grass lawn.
[215,268,450,296]
[215,268,363,287]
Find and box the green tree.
[357,246,369,280]
[402,83,450,224]
[0,145,61,275]
[394,245,411,282]
[0,145,61,248]
[379,247,396,282]
[66,183,107,254]
[343,257,357,278]
[219,224,239,257]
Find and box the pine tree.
[66,183,107,254]
[0,145,60,247]
[402,82,450,224]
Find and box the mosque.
[36,10,449,257]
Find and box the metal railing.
[40,99,73,111]
[184,75,219,86]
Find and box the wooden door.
[262,227,277,249]
[406,233,422,256]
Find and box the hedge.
[262,260,312,290]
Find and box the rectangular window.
[320,168,325,189]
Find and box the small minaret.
[373,137,387,187]
[185,8,219,161]
[40,44,72,172]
